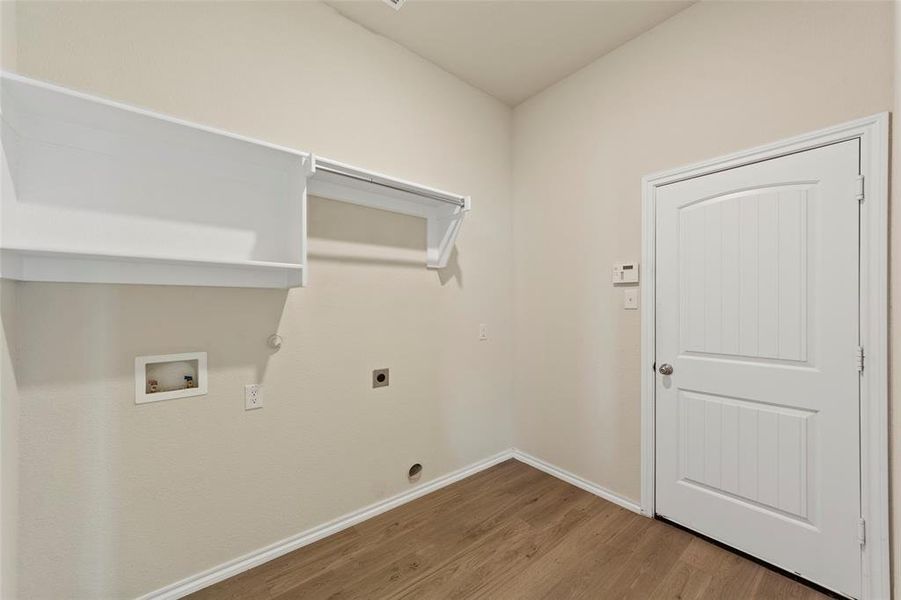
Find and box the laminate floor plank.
[271,465,556,600]
[389,477,603,600]
[189,460,830,600]
[190,460,540,600]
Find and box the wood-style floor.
[190,460,828,599]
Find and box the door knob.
[658,363,674,375]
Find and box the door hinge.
[856,175,865,202]
[856,346,865,372]
[858,518,866,545]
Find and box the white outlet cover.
[479,323,488,340]
[623,288,639,310]
[245,384,263,410]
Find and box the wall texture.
[512,0,893,507]
[4,2,513,597]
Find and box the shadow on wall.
[13,283,289,389]
[6,280,292,597]
[8,196,469,391]
[4,179,469,598]
[307,195,463,288]
[437,247,462,287]
[1,280,17,387]
[6,195,470,391]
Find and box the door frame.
[639,113,890,599]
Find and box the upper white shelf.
[308,157,470,269]
[0,72,470,287]
[1,71,309,288]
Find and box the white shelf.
[0,72,470,287]
[1,72,310,288]
[308,157,469,269]
[0,247,304,288]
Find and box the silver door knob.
[658,363,674,375]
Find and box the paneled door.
[655,140,861,597]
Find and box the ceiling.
[325,0,695,106]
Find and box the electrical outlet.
[479,324,488,341]
[245,384,263,410]
[372,369,389,388]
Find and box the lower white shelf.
[0,247,305,288]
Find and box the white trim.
[640,174,657,519]
[640,113,890,600]
[139,450,514,600]
[0,248,306,290]
[856,112,890,600]
[512,449,641,514]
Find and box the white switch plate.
[245,384,263,410]
[623,288,639,310]
[479,323,489,341]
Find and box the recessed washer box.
[135,352,207,404]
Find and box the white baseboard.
[139,449,515,600]
[511,448,642,514]
[141,447,642,599]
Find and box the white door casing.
[640,114,889,600]
[655,140,859,596]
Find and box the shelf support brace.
[426,197,469,269]
[308,155,470,272]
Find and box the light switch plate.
[624,288,639,310]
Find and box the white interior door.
[654,140,861,597]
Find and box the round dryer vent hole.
[408,463,423,482]
[372,368,389,388]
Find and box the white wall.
[4,2,513,597]
[512,0,893,504]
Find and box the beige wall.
[2,0,898,598]
[513,0,893,508]
[1,3,18,598]
[0,281,17,600]
[4,1,513,597]
[0,276,18,600]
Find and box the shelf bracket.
[426,197,469,269]
[307,155,470,271]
